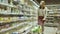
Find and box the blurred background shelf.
[0,0,38,34]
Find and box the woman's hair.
[39,1,45,9]
[40,1,45,5]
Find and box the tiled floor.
[44,26,57,34]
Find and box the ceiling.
[36,0,60,5]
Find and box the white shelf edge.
[0,2,16,8]
[0,18,32,23]
[0,13,35,16]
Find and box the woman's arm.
[43,7,49,20]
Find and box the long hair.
[39,1,45,9]
[39,5,45,9]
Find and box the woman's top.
[38,7,49,20]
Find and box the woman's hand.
[43,18,45,20]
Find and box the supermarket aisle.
[44,26,57,34]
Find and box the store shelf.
[0,12,36,17]
[17,26,32,34]
[44,23,58,27]
[0,0,38,34]
[0,2,16,8]
[22,28,31,34]
[0,22,28,33]
[22,9,30,12]
[0,18,33,25]
[22,29,31,34]
[0,13,35,17]
[30,0,39,7]
[47,15,60,17]
[46,4,60,7]
[0,21,19,26]
[0,14,23,17]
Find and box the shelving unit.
[0,0,38,34]
[45,5,60,34]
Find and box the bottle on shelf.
[7,7,11,14]
[0,8,2,13]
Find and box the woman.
[38,1,48,34]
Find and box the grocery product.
[12,32,19,34]
[5,24,10,28]
[31,26,42,33]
